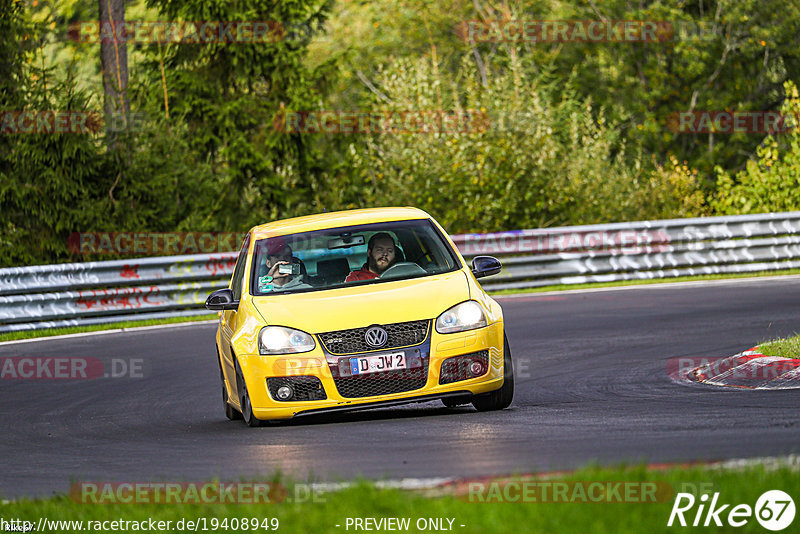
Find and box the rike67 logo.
[668,490,796,530]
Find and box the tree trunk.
[98,0,129,140]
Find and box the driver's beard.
[368,255,392,274]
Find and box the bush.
[712,81,800,215]
[326,51,706,233]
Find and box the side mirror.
[205,288,239,310]
[471,255,502,279]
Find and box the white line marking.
[306,477,455,493]
[703,357,791,388]
[711,454,800,471]
[307,456,800,495]
[0,320,218,346]
[493,273,800,299]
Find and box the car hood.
[251,270,470,333]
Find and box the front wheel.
[222,368,243,421]
[217,347,242,421]
[234,356,265,427]
[472,334,514,411]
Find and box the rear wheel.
[472,334,514,411]
[234,356,265,427]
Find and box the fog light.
[469,361,484,376]
[276,385,294,400]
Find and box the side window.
[230,234,251,301]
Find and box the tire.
[217,348,242,420]
[472,333,514,412]
[221,368,243,421]
[234,356,265,427]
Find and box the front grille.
[439,351,489,384]
[317,320,430,354]
[267,376,327,401]
[331,357,429,398]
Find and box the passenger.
[258,242,307,292]
[345,232,399,282]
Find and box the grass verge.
[3,463,798,533]
[0,314,218,343]
[758,333,800,359]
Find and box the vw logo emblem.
[364,326,388,348]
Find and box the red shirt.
[345,264,379,282]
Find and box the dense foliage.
[1,0,799,266]
[712,82,800,214]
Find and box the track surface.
[2,277,800,498]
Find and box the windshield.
[250,219,461,296]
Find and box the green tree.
[326,51,705,233]
[0,1,108,266]
[314,0,800,195]
[139,0,335,229]
[515,0,800,184]
[712,81,800,214]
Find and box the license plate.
[350,352,406,375]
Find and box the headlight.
[435,301,487,334]
[259,326,316,355]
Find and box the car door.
[220,233,250,389]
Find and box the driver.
[345,232,398,282]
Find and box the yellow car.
[205,207,513,426]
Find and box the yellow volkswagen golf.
[205,207,513,426]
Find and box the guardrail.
[2,212,800,332]
[0,254,237,333]
[453,211,800,291]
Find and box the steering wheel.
[379,262,426,279]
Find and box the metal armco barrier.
[0,253,237,333]
[453,211,800,291]
[2,212,800,332]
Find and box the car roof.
[251,207,433,239]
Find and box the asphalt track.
[2,277,800,499]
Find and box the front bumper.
[236,321,505,420]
